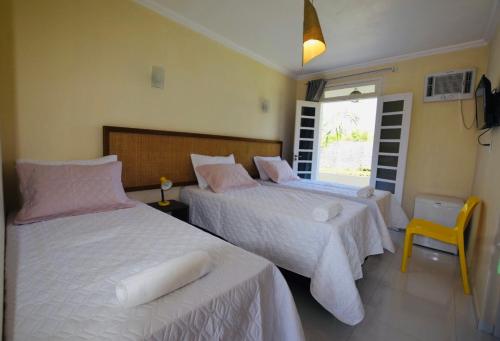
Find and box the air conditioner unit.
[424,69,475,102]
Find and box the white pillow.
[253,156,281,180]
[17,155,118,166]
[190,153,235,189]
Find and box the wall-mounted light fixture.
[151,66,165,89]
[260,98,270,113]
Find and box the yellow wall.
[3,0,296,207]
[297,47,489,215]
[469,22,500,330]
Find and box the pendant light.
[350,88,362,103]
[303,0,326,65]
[350,88,362,96]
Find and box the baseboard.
[471,287,497,336]
[478,319,495,335]
[496,305,500,338]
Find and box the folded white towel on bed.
[312,202,343,222]
[116,251,213,308]
[356,186,374,198]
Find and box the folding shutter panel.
[370,93,413,203]
[293,100,321,180]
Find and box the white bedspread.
[5,204,304,341]
[181,185,386,325]
[262,179,409,231]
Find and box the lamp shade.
[303,0,326,65]
[160,177,172,191]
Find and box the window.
[293,79,412,203]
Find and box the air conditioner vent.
[464,71,473,93]
[426,76,434,97]
[424,69,475,102]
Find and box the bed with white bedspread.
[260,179,409,230]
[181,185,391,325]
[5,204,304,341]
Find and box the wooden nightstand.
[148,200,189,223]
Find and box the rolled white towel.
[357,186,374,198]
[116,251,213,308]
[312,201,343,222]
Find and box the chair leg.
[457,236,471,295]
[401,231,413,272]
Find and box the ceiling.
[137,0,499,78]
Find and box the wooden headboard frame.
[103,126,283,191]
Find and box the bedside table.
[148,200,189,223]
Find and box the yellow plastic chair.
[401,196,481,294]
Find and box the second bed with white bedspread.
[181,185,390,325]
[261,179,409,231]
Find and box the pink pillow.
[261,160,300,183]
[15,161,136,224]
[195,164,259,193]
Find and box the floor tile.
[283,230,496,341]
[355,275,380,307]
[377,264,455,306]
[368,284,456,341]
[349,305,421,341]
[453,277,498,341]
[284,270,355,341]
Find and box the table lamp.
[159,176,173,206]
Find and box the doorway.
[318,97,378,187]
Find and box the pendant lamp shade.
[303,0,326,65]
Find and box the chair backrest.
[455,196,481,233]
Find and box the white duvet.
[5,204,304,341]
[261,179,409,231]
[181,185,388,325]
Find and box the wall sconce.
[260,98,270,113]
[151,66,165,89]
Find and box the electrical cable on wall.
[460,99,475,130]
[478,128,491,146]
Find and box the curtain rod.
[305,66,396,83]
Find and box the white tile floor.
[284,230,498,341]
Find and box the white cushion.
[190,153,235,189]
[17,155,118,166]
[253,156,281,180]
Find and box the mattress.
[5,204,304,341]
[261,179,409,231]
[181,185,388,325]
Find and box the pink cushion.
[261,160,299,183]
[195,164,259,193]
[15,161,136,224]
[253,156,281,180]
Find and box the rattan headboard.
[103,126,283,191]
